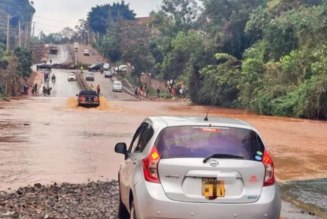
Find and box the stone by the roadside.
[0,180,119,218]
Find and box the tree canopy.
[88,1,136,34]
[142,0,327,119]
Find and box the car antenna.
[204,109,209,121]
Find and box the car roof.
[147,116,253,130]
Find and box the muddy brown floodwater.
[0,97,327,218]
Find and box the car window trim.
[128,125,145,153]
[133,122,154,153]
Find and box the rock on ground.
[0,181,119,219]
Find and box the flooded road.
[49,70,80,97]
[281,178,327,215]
[0,95,327,218]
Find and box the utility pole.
[24,22,28,46]
[6,15,10,52]
[32,22,35,38]
[18,20,21,47]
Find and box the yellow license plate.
[202,178,225,200]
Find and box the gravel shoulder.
[0,181,323,219]
[0,181,118,219]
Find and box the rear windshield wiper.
[203,154,245,163]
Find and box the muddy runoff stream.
[0,97,327,218]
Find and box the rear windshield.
[114,81,122,85]
[80,91,97,95]
[156,126,265,161]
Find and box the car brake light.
[79,96,85,101]
[94,97,99,102]
[142,146,160,184]
[263,150,275,187]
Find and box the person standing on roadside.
[34,83,38,95]
[135,87,138,97]
[89,84,93,90]
[23,81,28,95]
[97,85,100,96]
[31,84,35,95]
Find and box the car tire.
[118,186,130,219]
[130,201,137,219]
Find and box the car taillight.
[94,97,99,102]
[263,150,275,187]
[142,146,160,184]
[79,96,86,101]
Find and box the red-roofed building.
[125,17,159,37]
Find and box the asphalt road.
[70,44,107,65]
[49,70,80,97]
[84,72,137,101]
[49,44,72,64]
[46,44,137,101]
[38,45,80,97]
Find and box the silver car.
[115,116,281,219]
[113,81,123,92]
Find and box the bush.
[160,93,173,99]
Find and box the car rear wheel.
[118,186,130,219]
[130,201,137,219]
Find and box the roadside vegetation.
[0,0,34,96]
[77,0,327,119]
[30,0,327,119]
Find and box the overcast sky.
[32,0,164,35]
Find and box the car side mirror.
[76,94,79,97]
[115,143,128,158]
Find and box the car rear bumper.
[134,181,281,219]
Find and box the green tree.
[14,47,32,78]
[88,1,136,34]
[161,0,199,34]
[198,53,241,107]
[120,23,155,80]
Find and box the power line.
[33,15,80,24]
[34,29,57,33]
[33,22,77,29]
